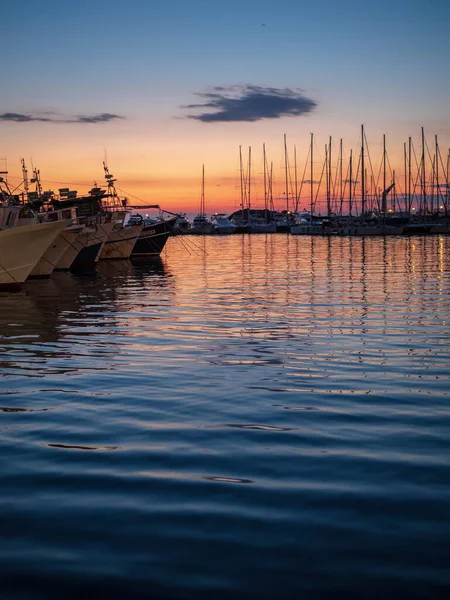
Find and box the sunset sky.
[2,0,449,216]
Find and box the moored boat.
[131,216,177,258]
[0,207,70,289]
[99,211,144,260]
[211,213,236,234]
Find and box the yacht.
[211,213,236,234]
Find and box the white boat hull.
[99,225,143,260]
[0,220,69,289]
[30,224,83,277]
[57,221,114,269]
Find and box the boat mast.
[239,146,244,221]
[446,148,450,216]
[21,158,29,203]
[263,143,268,222]
[339,138,343,217]
[284,133,289,215]
[349,149,353,218]
[421,127,426,215]
[327,136,332,217]
[32,167,42,198]
[248,146,252,215]
[435,134,439,216]
[408,137,412,216]
[310,133,314,221]
[382,133,387,220]
[325,143,329,217]
[404,143,407,216]
[201,164,205,215]
[294,145,299,213]
[361,124,365,222]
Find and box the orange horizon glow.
[2,125,449,217]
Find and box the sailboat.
[250,144,277,233]
[353,129,404,236]
[291,133,326,235]
[189,165,215,234]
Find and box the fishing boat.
[0,205,69,289]
[130,214,177,257]
[29,208,80,277]
[50,186,115,268]
[95,166,144,260]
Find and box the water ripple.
[0,236,449,598]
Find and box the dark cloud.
[183,85,317,123]
[75,113,124,124]
[302,179,321,184]
[0,112,124,124]
[0,112,52,122]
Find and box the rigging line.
[173,235,195,256]
[3,174,96,188]
[114,187,148,204]
[313,156,326,214]
[342,156,351,213]
[0,259,20,284]
[296,146,310,211]
[180,235,209,255]
[363,130,376,195]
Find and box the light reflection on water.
[0,235,449,599]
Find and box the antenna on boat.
[21,158,29,202]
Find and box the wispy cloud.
[0,112,124,124]
[182,85,317,123]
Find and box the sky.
[2,0,449,216]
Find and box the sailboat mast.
[201,164,205,215]
[349,149,353,217]
[248,146,252,214]
[284,133,289,214]
[339,138,343,217]
[361,124,365,222]
[421,127,426,215]
[447,148,450,216]
[263,143,267,221]
[408,137,412,215]
[310,133,314,220]
[327,136,332,217]
[435,134,439,216]
[404,143,408,216]
[325,144,329,217]
[294,145,298,213]
[239,146,244,220]
[382,133,387,219]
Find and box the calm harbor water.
[1,234,449,599]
